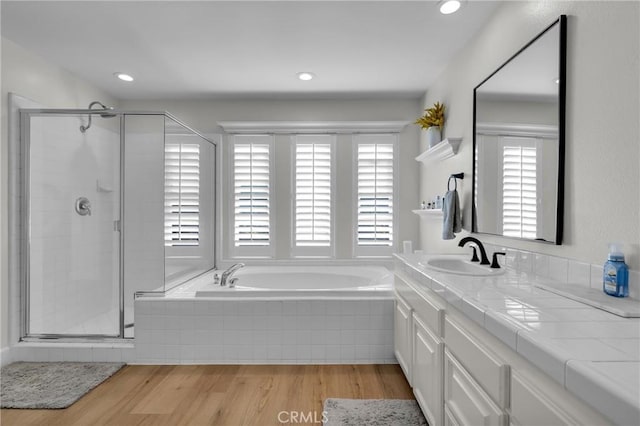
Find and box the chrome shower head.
[80,101,116,133]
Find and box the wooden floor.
[1,364,413,426]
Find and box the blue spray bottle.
[603,243,629,297]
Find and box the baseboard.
[0,346,13,367]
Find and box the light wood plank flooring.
[1,364,413,426]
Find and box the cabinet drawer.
[394,274,416,305]
[510,371,574,425]
[445,349,508,426]
[396,273,445,337]
[444,317,510,408]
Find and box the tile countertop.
[393,253,640,426]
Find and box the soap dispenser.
[603,243,629,297]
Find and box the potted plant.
[415,102,445,148]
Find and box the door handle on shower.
[75,197,92,216]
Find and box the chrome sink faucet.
[458,236,490,265]
[220,263,245,286]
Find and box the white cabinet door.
[444,349,508,426]
[394,293,412,382]
[413,314,444,426]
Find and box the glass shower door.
[26,113,121,336]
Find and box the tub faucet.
[458,236,490,265]
[220,263,245,286]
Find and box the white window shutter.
[164,144,200,246]
[234,143,270,247]
[502,145,537,239]
[357,143,394,246]
[295,142,332,247]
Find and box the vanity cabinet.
[393,267,612,426]
[395,272,446,426]
[413,314,444,426]
[394,294,412,381]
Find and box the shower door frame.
[20,109,125,339]
[19,109,217,341]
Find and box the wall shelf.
[415,137,462,163]
[412,209,443,218]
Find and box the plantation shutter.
[164,143,200,246]
[502,144,537,239]
[295,142,332,247]
[357,143,394,246]
[234,142,270,246]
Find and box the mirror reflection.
[473,16,565,244]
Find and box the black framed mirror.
[472,15,566,245]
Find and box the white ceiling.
[2,1,501,100]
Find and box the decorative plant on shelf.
[414,101,445,130]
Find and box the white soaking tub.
[194,265,393,298]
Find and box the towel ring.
[447,172,464,191]
[448,176,457,191]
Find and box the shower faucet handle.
[75,197,92,216]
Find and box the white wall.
[1,38,119,349]
[418,1,640,270]
[120,99,422,263]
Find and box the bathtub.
[136,264,396,364]
[194,265,393,298]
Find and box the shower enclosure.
[19,107,216,339]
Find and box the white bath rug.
[0,362,125,409]
[323,398,428,426]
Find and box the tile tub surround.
[134,298,395,365]
[395,254,640,426]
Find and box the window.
[232,136,272,254]
[225,130,399,260]
[164,143,200,247]
[502,141,537,239]
[355,135,396,255]
[293,135,333,256]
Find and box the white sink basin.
[420,256,505,276]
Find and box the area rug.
[1,362,125,409]
[323,398,428,426]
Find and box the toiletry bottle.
[421,200,426,210]
[436,195,442,209]
[603,243,629,297]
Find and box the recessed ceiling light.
[114,72,134,82]
[439,0,462,15]
[297,72,315,81]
